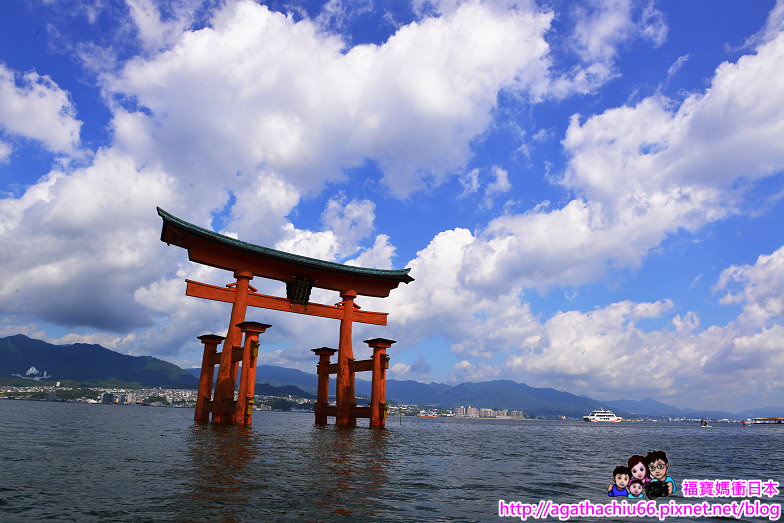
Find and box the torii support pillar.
[212,270,254,424]
[311,347,337,425]
[336,290,358,427]
[194,334,225,422]
[234,321,271,425]
[365,338,395,428]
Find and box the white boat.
[750,417,784,425]
[583,408,623,423]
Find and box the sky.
[1,0,783,412]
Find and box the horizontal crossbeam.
[209,346,244,365]
[324,358,388,374]
[186,280,388,326]
[323,405,371,418]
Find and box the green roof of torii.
[157,207,414,284]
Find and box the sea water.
[1,400,782,522]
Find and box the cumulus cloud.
[715,245,784,328]
[388,354,433,380]
[109,0,553,198]
[360,24,784,409]
[0,0,549,362]
[385,236,784,410]
[4,1,783,411]
[460,27,784,294]
[126,0,208,52]
[346,234,396,269]
[0,63,81,154]
[0,149,177,332]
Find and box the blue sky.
[1,0,783,411]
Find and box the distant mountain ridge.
[4,335,782,418]
[0,334,197,387]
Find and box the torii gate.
[157,208,413,427]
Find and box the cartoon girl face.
[629,482,644,496]
[631,462,647,480]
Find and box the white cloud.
[346,234,396,269]
[385,233,784,410]
[457,165,512,208]
[275,224,340,261]
[49,331,138,350]
[745,0,784,47]
[451,359,501,382]
[715,245,784,328]
[125,0,202,52]
[0,149,177,332]
[0,63,81,154]
[0,141,11,163]
[544,0,668,97]
[388,362,412,378]
[639,0,667,47]
[273,196,379,261]
[458,168,481,198]
[316,0,374,33]
[321,197,376,258]
[460,28,784,294]
[109,0,553,198]
[571,0,635,64]
[665,53,690,81]
[484,166,511,207]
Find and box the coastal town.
[0,384,755,422]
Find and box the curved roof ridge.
[157,207,414,283]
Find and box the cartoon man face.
[614,473,630,489]
[631,462,647,480]
[649,459,668,480]
[629,482,644,496]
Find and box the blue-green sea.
[1,400,782,522]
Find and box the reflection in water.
[2,401,782,522]
[180,422,260,521]
[176,416,392,521]
[306,425,391,520]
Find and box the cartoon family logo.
[607,450,676,500]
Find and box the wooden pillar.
[336,289,357,427]
[311,347,337,425]
[194,334,225,422]
[365,338,396,428]
[234,321,270,425]
[213,270,253,424]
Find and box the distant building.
[100,393,115,404]
[479,408,495,418]
[510,410,526,419]
[454,406,466,417]
[466,407,479,417]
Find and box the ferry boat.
[583,408,623,423]
[750,417,784,425]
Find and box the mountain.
[734,406,784,418]
[7,334,780,418]
[254,382,315,399]
[187,364,321,393]
[0,335,197,387]
[604,397,686,416]
[602,397,784,419]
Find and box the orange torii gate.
[157,208,413,427]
